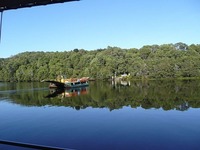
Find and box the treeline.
[0,42,200,82]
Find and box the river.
[0,80,200,150]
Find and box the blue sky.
[0,0,200,58]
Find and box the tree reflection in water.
[1,80,200,111]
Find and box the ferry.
[42,77,89,89]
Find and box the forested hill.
[0,43,200,82]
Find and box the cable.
[0,11,3,43]
[0,139,68,150]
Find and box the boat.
[64,79,89,88]
[42,77,89,89]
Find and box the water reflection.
[0,80,200,111]
[112,80,131,86]
[46,87,88,98]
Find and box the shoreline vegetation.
[0,42,200,82]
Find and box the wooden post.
[0,11,3,43]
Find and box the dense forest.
[0,42,200,82]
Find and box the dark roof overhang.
[0,0,79,11]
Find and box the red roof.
[0,0,79,11]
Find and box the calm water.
[0,80,200,150]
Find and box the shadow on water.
[0,80,200,111]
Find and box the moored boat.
[42,77,89,89]
[64,79,89,88]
